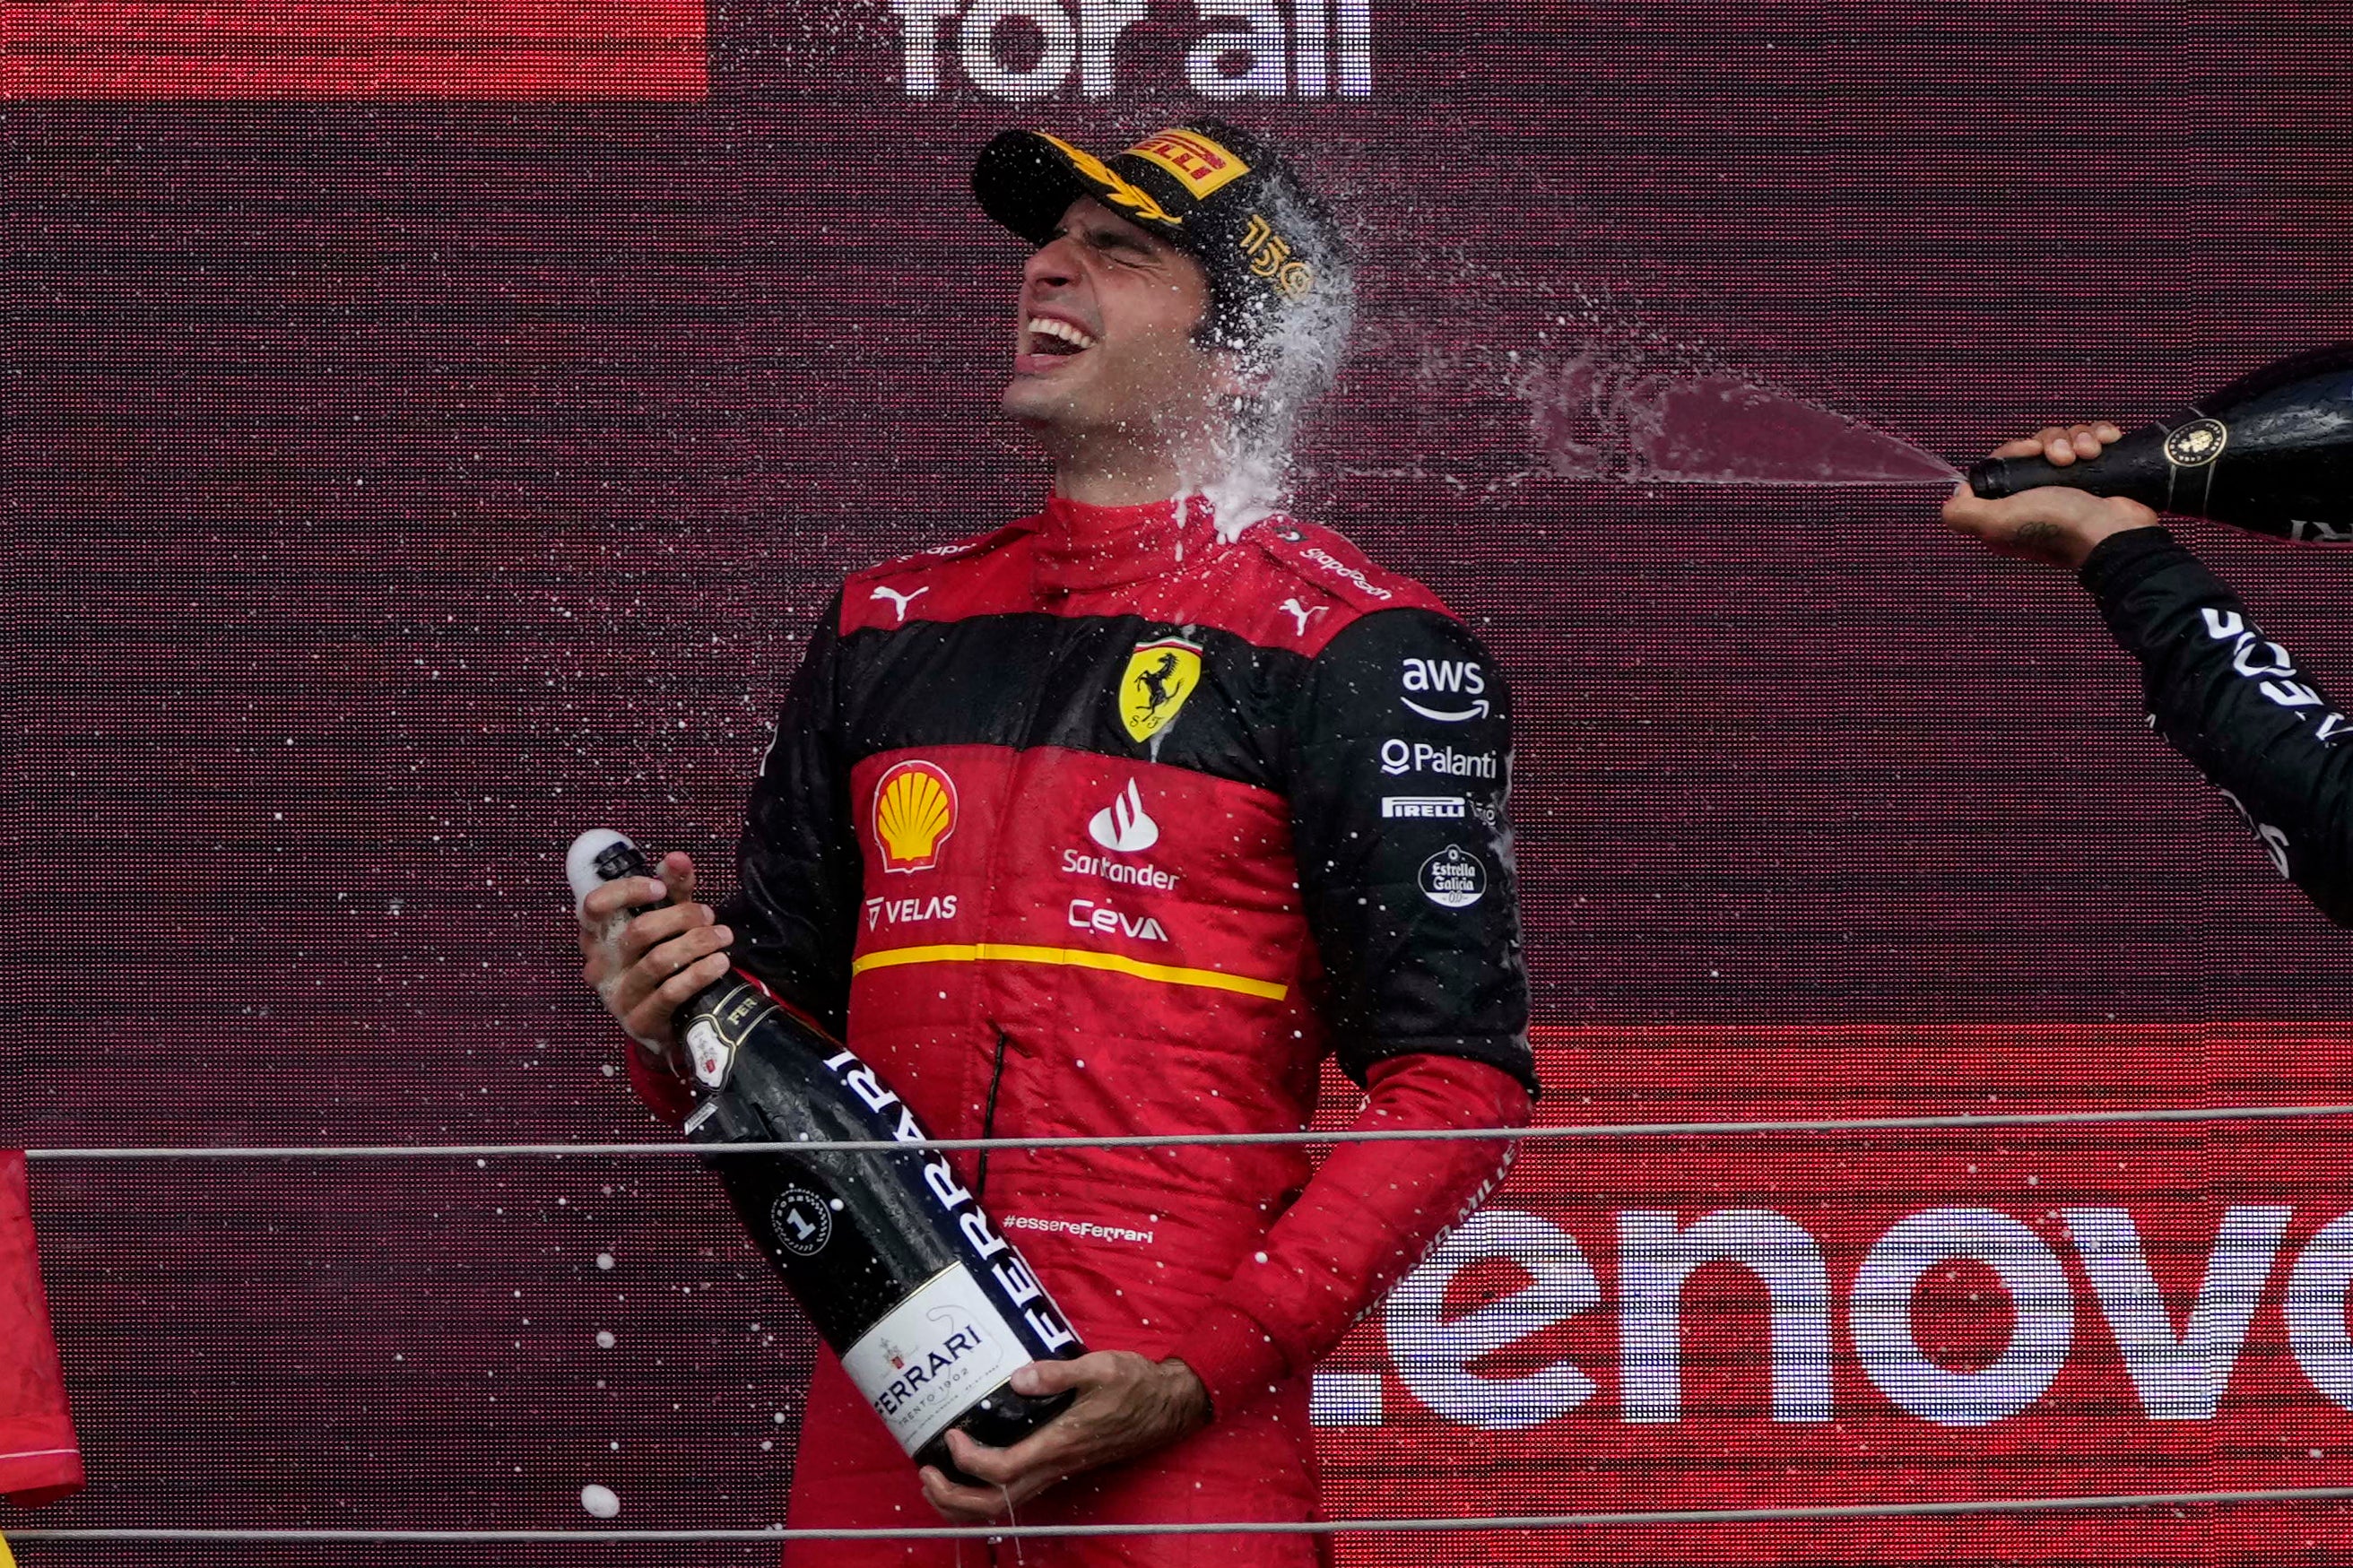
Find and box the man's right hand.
[576,850,734,1060]
[1941,421,2160,570]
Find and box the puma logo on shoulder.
[870,585,929,624]
[1279,597,1327,637]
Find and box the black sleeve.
[2079,526,2353,925]
[716,589,865,1033]
[1286,608,1536,1093]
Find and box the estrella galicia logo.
[1419,845,1488,910]
[769,1187,835,1258]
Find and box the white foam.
[565,827,636,911]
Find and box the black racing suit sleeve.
[2079,525,2353,925]
[716,589,865,1034]
[1286,608,1537,1093]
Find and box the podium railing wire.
[20,1101,2353,1548]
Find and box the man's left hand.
[919,1352,1211,1522]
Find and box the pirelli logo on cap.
[1124,129,1249,199]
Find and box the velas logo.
[1089,779,1160,853]
[873,760,959,873]
[1120,637,1203,744]
[1124,129,1250,198]
[865,893,959,931]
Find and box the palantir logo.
[888,0,1371,101]
[1089,779,1159,853]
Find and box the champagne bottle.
[566,828,1086,1481]
[1967,342,2353,541]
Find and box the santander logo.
[1088,779,1159,854]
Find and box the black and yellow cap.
[971,121,1350,350]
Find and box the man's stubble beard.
[1005,384,1234,486]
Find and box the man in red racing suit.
[583,120,1536,1564]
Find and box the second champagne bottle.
[1966,342,2353,541]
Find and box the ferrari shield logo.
[1119,637,1203,744]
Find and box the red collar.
[1031,493,1223,594]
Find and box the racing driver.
[1944,421,2353,923]
[579,120,1538,1564]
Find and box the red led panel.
[3,0,707,98]
[12,0,2351,1559]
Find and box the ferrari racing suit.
[632,492,1537,1564]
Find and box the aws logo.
[873,760,959,873]
[1401,657,1490,722]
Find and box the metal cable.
[14,1486,2353,1543]
[22,1099,2353,1160]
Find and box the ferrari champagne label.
[842,1265,1026,1454]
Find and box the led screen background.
[10,0,2353,1561]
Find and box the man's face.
[1002,198,1230,446]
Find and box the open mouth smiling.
[1023,316,1098,359]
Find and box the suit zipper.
[974,1027,1011,1201]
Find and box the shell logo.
[872,759,959,874]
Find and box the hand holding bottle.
[575,848,734,1059]
[1960,343,2352,541]
[1943,422,2161,569]
[918,1351,1211,1522]
[569,827,1094,1485]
